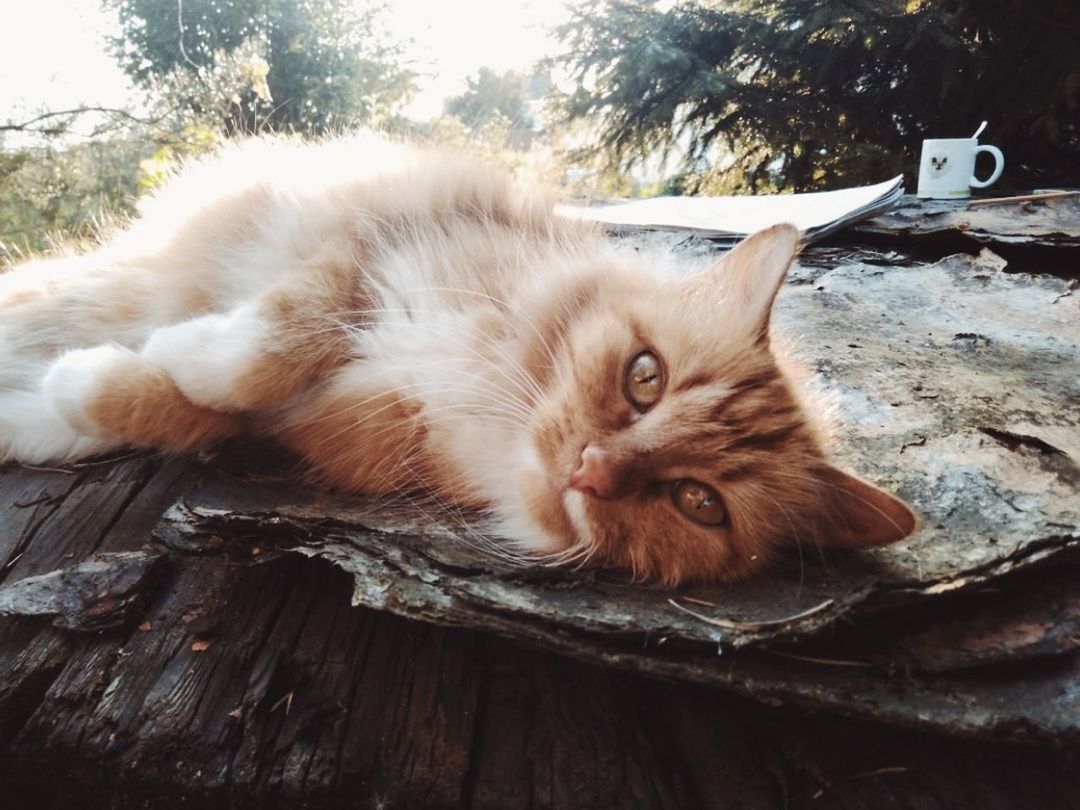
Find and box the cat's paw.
[42,345,133,438]
[141,309,265,411]
[0,389,114,464]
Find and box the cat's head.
[516,224,916,584]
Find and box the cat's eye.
[624,350,664,411]
[672,479,727,526]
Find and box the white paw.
[0,388,115,464]
[42,344,132,437]
[141,308,265,410]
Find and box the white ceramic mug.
[917,134,1004,199]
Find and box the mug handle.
[970,145,1004,188]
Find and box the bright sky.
[0,0,574,126]
[389,0,573,119]
[0,0,135,121]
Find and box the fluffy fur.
[0,134,916,584]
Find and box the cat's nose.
[569,445,619,498]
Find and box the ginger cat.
[0,135,916,584]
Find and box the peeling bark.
[854,194,1080,251]
[0,550,164,631]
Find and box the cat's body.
[0,135,915,583]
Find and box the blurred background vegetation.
[2,0,1078,260]
[553,0,1080,194]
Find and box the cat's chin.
[528,490,584,555]
[561,489,594,549]
[492,506,574,558]
[500,464,592,560]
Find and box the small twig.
[668,597,835,631]
[176,0,203,70]
[900,434,927,454]
[13,495,54,508]
[847,766,912,782]
[968,191,1079,207]
[764,649,874,668]
[0,105,173,133]
[812,766,912,801]
[679,596,717,608]
[270,690,295,715]
[16,462,75,475]
[71,450,146,468]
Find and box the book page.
[556,176,903,237]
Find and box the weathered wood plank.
[0,549,164,631]
[1,552,1079,808]
[854,194,1080,250]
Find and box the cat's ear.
[688,223,801,342]
[816,465,918,549]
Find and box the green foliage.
[553,0,1080,191]
[108,0,415,135]
[1,0,420,256]
[444,68,530,129]
[0,140,144,263]
[135,122,223,193]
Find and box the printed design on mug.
[928,153,951,176]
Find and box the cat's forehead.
[616,298,766,358]
[678,359,817,455]
[673,363,790,428]
[612,270,774,343]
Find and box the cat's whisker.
[329,309,546,403]
[393,286,565,385]
[536,539,598,570]
[299,346,529,409]
[347,445,534,565]
[357,409,523,447]
[324,319,544,414]
[390,480,534,566]
[282,379,533,442]
[373,472,507,561]
[759,490,807,592]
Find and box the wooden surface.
[0,453,1077,809]
[1,199,1079,808]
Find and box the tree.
[444,68,530,129]
[0,139,144,259]
[552,0,1080,191]
[108,0,415,135]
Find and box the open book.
[556,176,904,245]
